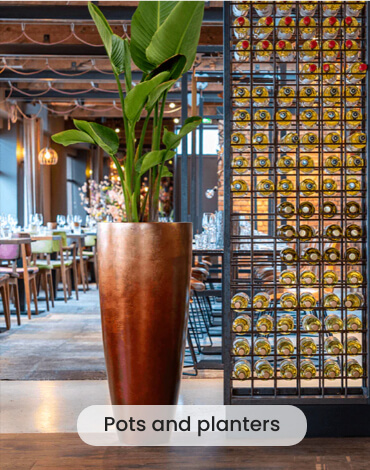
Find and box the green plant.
[52,1,204,222]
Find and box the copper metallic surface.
[97,223,193,405]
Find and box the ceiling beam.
[0,5,223,23]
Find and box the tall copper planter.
[97,222,192,405]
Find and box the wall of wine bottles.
[223,1,369,404]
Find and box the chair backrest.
[84,235,96,247]
[52,231,68,249]
[31,239,54,254]
[0,241,20,261]
[16,232,32,257]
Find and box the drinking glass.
[57,215,66,228]
[66,215,74,230]
[35,213,43,227]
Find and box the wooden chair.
[30,239,55,311]
[0,273,11,330]
[81,234,98,287]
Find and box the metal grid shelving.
[223,1,370,405]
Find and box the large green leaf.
[88,2,113,56]
[146,79,176,111]
[163,116,202,149]
[147,54,186,81]
[111,34,126,75]
[136,149,175,176]
[73,120,119,155]
[51,129,95,146]
[123,38,132,91]
[161,166,173,178]
[124,71,170,123]
[146,2,204,72]
[130,1,177,73]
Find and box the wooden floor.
[1,434,370,469]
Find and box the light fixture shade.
[38,147,58,165]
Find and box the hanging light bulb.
[205,186,218,199]
[38,147,58,165]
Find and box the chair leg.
[93,252,99,288]
[12,281,21,326]
[43,272,50,312]
[67,269,72,298]
[48,272,55,308]
[73,261,79,301]
[30,277,39,316]
[60,267,68,303]
[1,284,11,330]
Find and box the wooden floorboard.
[1,434,370,470]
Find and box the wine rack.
[223,1,370,406]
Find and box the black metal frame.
[223,1,370,423]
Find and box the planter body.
[98,222,192,405]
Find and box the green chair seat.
[32,262,53,270]
[82,250,94,257]
[36,259,73,268]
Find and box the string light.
[173,118,180,124]
[38,147,58,165]
[115,128,120,133]
[169,102,176,109]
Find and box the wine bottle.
[300,293,317,311]
[345,109,363,129]
[232,314,251,333]
[253,2,273,17]
[347,132,366,151]
[344,40,359,62]
[232,1,250,16]
[253,109,271,129]
[346,313,362,331]
[277,225,296,242]
[300,109,318,129]
[233,109,250,129]
[324,224,342,241]
[300,359,317,379]
[323,178,337,195]
[253,155,270,174]
[254,337,271,357]
[325,336,343,355]
[323,16,340,40]
[280,133,299,152]
[299,16,317,40]
[231,179,248,195]
[347,270,363,286]
[281,248,298,265]
[252,133,269,151]
[323,270,338,286]
[323,247,341,264]
[324,314,343,332]
[253,293,271,312]
[255,40,273,62]
[276,109,292,129]
[231,132,247,150]
[323,2,341,17]
[344,293,364,310]
[300,270,317,286]
[254,359,273,380]
[232,155,249,174]
[280,359,297,380]
[276,2,293,17]
[277,179,294,196]
[323,40,339,62]
[346,2,365,17]
[277,337,294,357]
[323,85,341,105]
[342,16,360,40]
[252,86,270,106]
[299,86,317,107]
[299,155,315,174]
[277,155,295,174]
[324,155,341,174]
[231,292,250,311]
[345,86,361,106]
[300,337,317,356]
[234,40,251,62]
[324,293,341,310]
[277,201,295,219]
[302,313,321,331]
[300,39,319,61]
[256,313,274,332]
[346,359,363,379]
[253,16,273,40]
[322,201,337,218]
[346,202,362,220]
[347,63,367,83]
[323,109,340,129]
[345,224,362,241]
[324,359,341,379]
[345,247,361,264]
[233,86,250,106]
[277,313,295,333]
[346,336,362,355]
[280,292,298,311]
[298,225,315,241]
[323,132,342,151]
[233,359,252,380]
[301,132,319,151]
[277,86,295,106]
[300,64,318,84]
[346,177,361,196]
[322,63,339,84]
[302,247,322,265]
[279,270,296,286]
[256,179,274,196]
[300,178,317,196]
[233,337,251,356]
[276,40,295,62]
[233,16,250,40]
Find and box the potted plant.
[52,1,204,405]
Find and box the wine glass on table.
[57,215,66,229]
[202,212,213,249]
[66,215,74,231]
